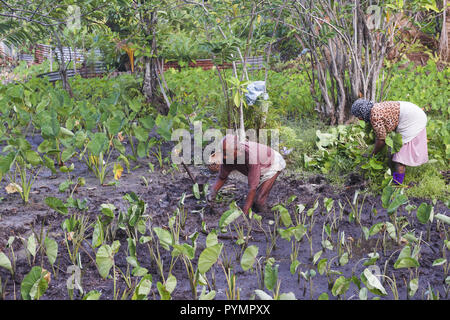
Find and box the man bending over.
[208,134,286,215]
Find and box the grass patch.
[404,162,449,201]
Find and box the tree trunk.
[53,30,73,98]
[141,10,169,115]
[439,0,449,62]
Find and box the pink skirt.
[392,128,428,167]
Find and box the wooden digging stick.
[182,162,196,185]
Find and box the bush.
[384,59,449,118]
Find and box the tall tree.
[0,0,109,96]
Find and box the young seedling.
[254,258,296,300]
[96,240,121,300]
[345,190,367,225]
[0,237,16,280]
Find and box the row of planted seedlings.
[0,77,196,202]
[0,178,449,299]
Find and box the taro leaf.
[369,222,384,236]
[192,183,200,200]
[240,245,259,271]
[9,137,31,151]
[40,109,60,139]
[153,227,173,251]
[278,292,296,300]
[386,132,403,154]
[362,268,387,296]
[165,274,177,294]
[198,243,223,274]
[272,204,292,227]
[322,240,333,251]
[359,287,368,300]
[0,152,16,175]
[26,233,37,258]
[324,197,334,213]
[172,243,195,260]
[293,225,307,241]
[155,115,173,142]
[199,287,216,300]
[134,126,149,142]
[58,180,72,192]
[369,158,384,170]
[387,193,408,214]
[0,252,12,274]
[44,237,58,266]
[254,289,273,300]
[37,140,54,154]
[83,290,102,300]
[313,250,323,265]
[87,132,109,156]
[381,185,394,209]
[61,147,75,163]
[394,257,420,269]
[157,281,171,300]
[44,196,68,215]
[416,202,432,224]
[290,260,300,275]
[105,117,123,136]
[43,155,56,174]
[432,258,447,267]
[96,244,114,279]
[21,266,49,300]
[59,127,74,138]
[393,245,420,269]
[205,229,218,247]
[137,141,148,158]
[385,222,397,240]
[132,274,153,300]
[339,252,349,266]
[219,202,242,233]
[331,276,351,296]
[92,218,104,248]
[435,213,450,225]
[264,261,278,291]
[397,245,412,260]
[318,292,329,300]
[408,278,419,298]
[278,228,293,241]
[140,116,155,130]
[317,258,328,275]
[100,203,116,219]
[25,150,42,166]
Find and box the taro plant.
[20,266,51,300]
[416,202,433,242]
[45,196,92,267]
[0,237,16,279]
[254,257,296,300]
[118,192,148,243]
[82,132,115,185]
[58,163,86,198]
[96,240,121,300]
[0,136,55,203]
[345,190,368,225]
[382,185,409,245]
[171,231,199,299]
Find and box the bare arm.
[372,139,386,156]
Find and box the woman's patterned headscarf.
[351,99,374,123]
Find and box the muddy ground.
[0,138,448,300]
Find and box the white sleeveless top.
[396,101,427,143]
